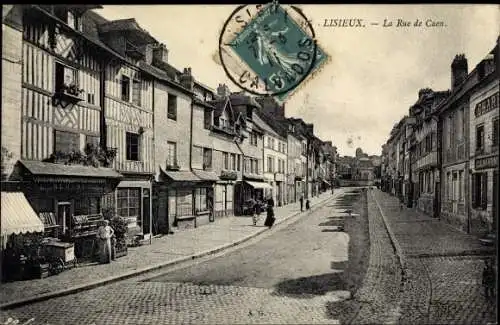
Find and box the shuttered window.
[132,79,141,107]
[54,130,79,152]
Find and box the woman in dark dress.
[264,196,275,228]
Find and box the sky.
[95,4,499,157]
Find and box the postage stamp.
[218,1,329,103]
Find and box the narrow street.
[0,189,371,325]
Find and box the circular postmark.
[218,2,320,99]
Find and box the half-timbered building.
[2,6,124,248]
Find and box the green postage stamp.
[219,1,329,103]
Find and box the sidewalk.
[370,189,497,325]
[0,191,340,310]
[371,189,495,258]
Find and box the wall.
[2,8,23,178]
[153,80,191,175]
[105,62,154,174]
[469,78,499,234]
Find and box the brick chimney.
[180,67,194,91]
[140,43,153,65]
[217,83,231,97]
[451,54,468,90]
[152,43,169,63]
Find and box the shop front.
[234,175,273,216]
[5,160,122,270]
[155,169,215,232]
[275,172,285,206]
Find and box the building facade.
[409,88,449,217]
[468,45,499,235]
[253,113,287,206]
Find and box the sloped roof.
[252,113,284,140]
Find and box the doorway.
[452,172,458,214]
[142,188,151,236]
[57,201,71,235]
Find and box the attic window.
[55,8,81,31]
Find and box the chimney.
[153,43,169,63]
[140,43,153,65]
[180,67,194,91]
[306,123,314,134]
[451,54,468,90]
[217,83,231,97]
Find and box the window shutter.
[471,173,477,208]
[481,173,488,210]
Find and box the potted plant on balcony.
[220,170,237,180]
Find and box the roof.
[98,18,157,44]
[229,93,262,109]
[209,97,232,120]
[19,160,123,179]
[1,192,45,236]
[252,112,284,140]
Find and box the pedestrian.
[482,258,496,300]
[306,199,310,210]
[96,220,115,264]
[299,195,304,212]
[253,199,262,226]
[264,196,275,229]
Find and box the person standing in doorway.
[299,195,304,212]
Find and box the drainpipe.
[189,94,196,227]
[305,139,310,199]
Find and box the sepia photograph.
[0,3,498,325]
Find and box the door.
[168,189,176,229]
[57,202,71,235]
[142,188,151,236]
[452,172,458,214]
[493,170,498,232]
[434,182,441,218]
[222,186,227,216]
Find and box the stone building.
[253,113,288,206]
[409,88,449,217]
[468,43,499,235]
[437,54,477,232]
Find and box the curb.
[370,190,408,283]
[1,193,336,311]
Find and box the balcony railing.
[166,160,180,171]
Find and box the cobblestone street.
[0,190,360,324]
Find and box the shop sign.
[475,155,498,170]
[37,182,105,193]
[274,173,285,182]
[475,92,499,117]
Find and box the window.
[250,132,258,146]
[132,79,141,107]
[476,124,485,152]
[255,159,259,174]
[55,9,81,31]
[195,188,208,212]
[85,135,100,148]
[493,118,499,147]
[87,93,95,105]
[126,132,140,161]
[447,115,453,148]
[168,94,177,120]
[237,155,241,171]
[458,171,464,201]
[223,152,229,169]
[447,172,451,200]
[203,148,212,169]
[74,197,100,216]
[117,188,141,225]
[121,76,130,102]
[204,108,212,129]
[231,153,236,170]
[167,142,177,166]
[55,62,78,92]
[267,156,273,173]
[472,172,488,210]
[54,130,79,152]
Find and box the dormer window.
[55,8,82,31]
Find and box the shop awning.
[192,169,220,181]
[162,170,202,182]
[19,160,123,183]
[1,192,44,236]
[245,181,273,190]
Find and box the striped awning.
[1,192,44,236]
